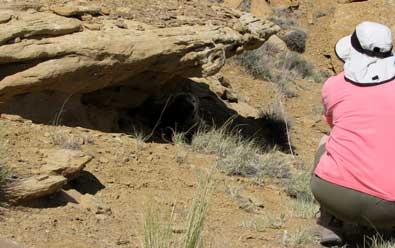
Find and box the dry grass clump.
[234,43,277,82]
[285,170,318,220]
[0,126,11,199]
[238,0,251,12]
[191,126,293,179]
[0,165,10,192]
[268,7,307,53]
[242,213,286,232]
[143,206,174,248]
[143,173,212,248]
[283,228,317,247]
[49,132,83,150]
[290,199,318,219]
[235,44,322,97]
[269,7,299,30]
[259,150,292,179]
[365,235,395,248]
[285,170,313,202]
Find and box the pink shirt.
[315,72,395,201]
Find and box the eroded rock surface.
[6,148,93,203]
[7,175,67,202]
[0,7,279,102]
[40,149,93,180]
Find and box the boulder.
[7,175,67,203]
[40,149,93,180]
[266,34,288,53]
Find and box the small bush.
[280,29,307,53]
[235,44,318,96]
[269,8,298,29]
[238,0,251,12]
[235,45,274,81]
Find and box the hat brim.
[335,35,395,85]
[335,35,352,63]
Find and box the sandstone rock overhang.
[0,7,279,101]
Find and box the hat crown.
[355,21,393,53]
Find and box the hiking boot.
[319,225,345,247]
[317,208,345,247]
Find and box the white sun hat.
[335,21,395,85]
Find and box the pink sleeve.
[322,78,334,127]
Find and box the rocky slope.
[1,0,395,247]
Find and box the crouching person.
[311,21,395,247]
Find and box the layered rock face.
[0,3,279,130]
[0,10,277,99]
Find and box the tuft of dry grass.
[242,213,286,232]
[290,199,318,219]
[143,172,212,248]
[143,205,174,248]
[128,127,149,152]
[363,235,395,248]
[285,170,313,202]
[192,125,293,179]
[283,228,317,247]
[182,173,212,248]
[0,125,11,199]
[49,131,83,150]
[235,46,319,98]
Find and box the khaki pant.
[311,144,395,228]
